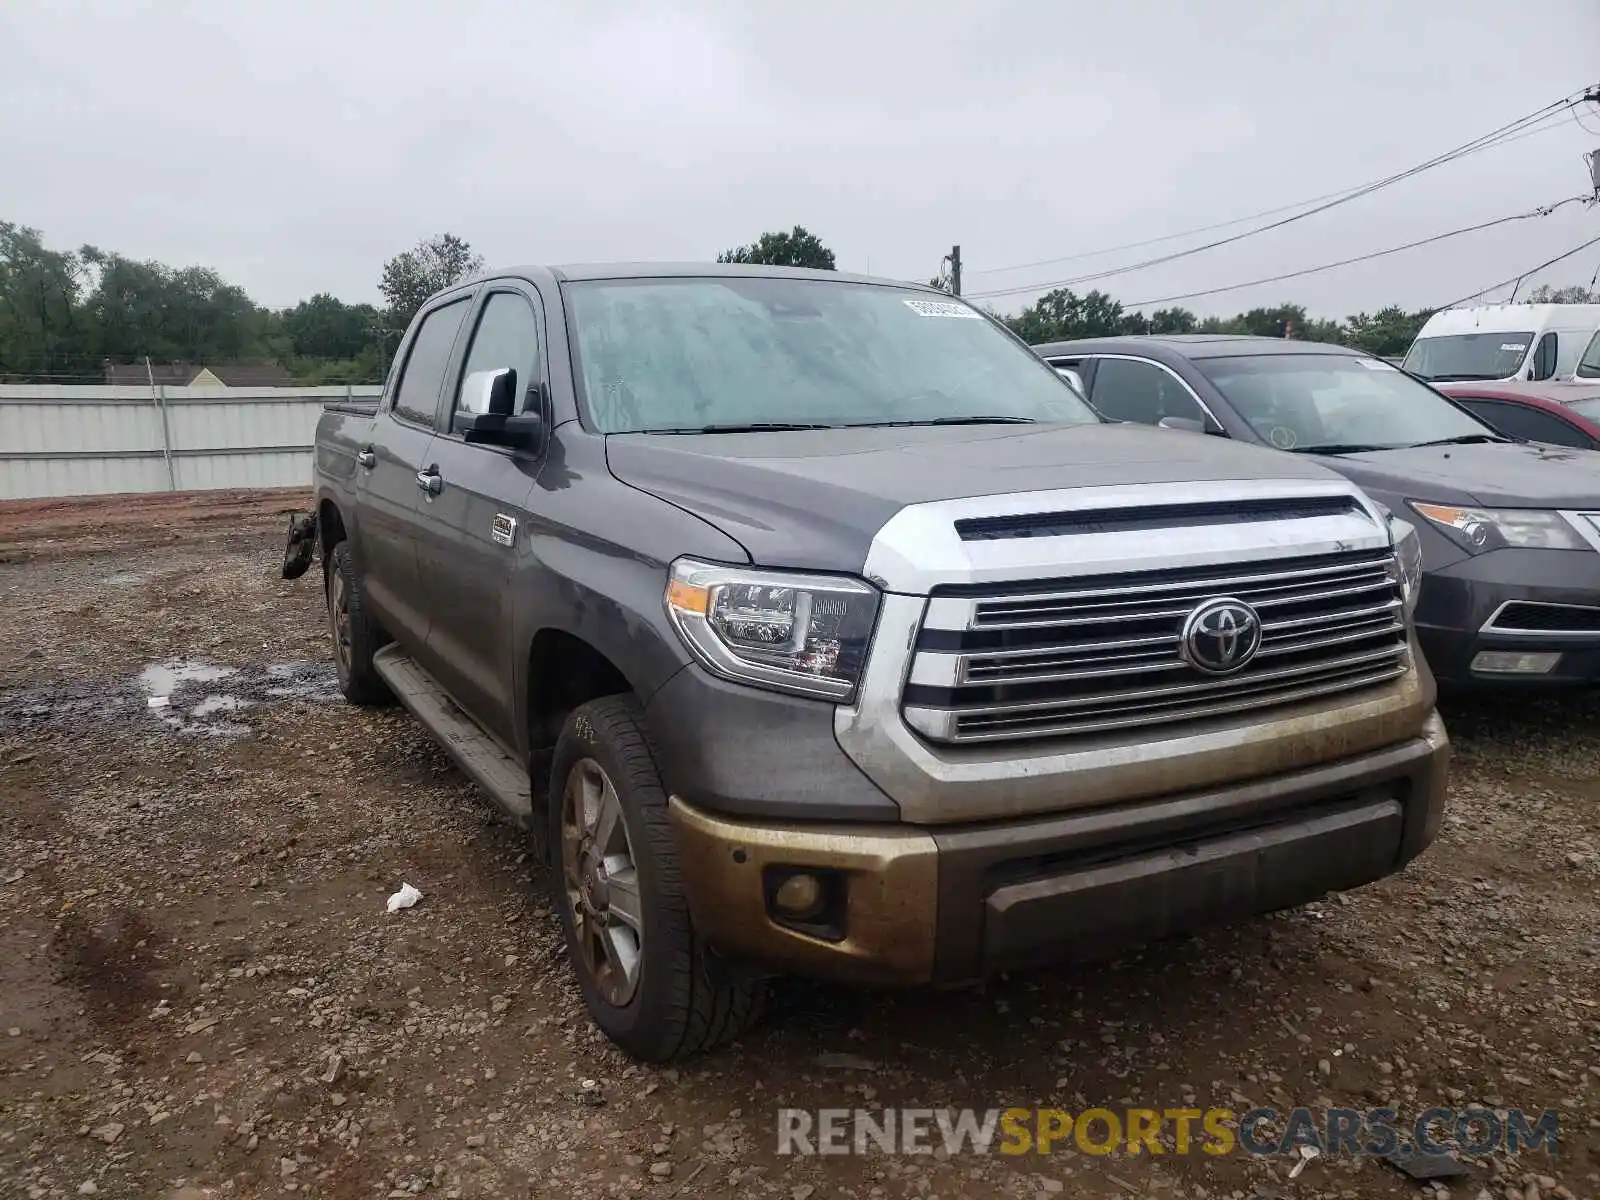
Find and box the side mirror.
[460,368,516,417]
[456,367,544,451]
[1158,416,1206,434]
[1054,367,1086,395]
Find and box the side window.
[1089,358,1203,426]
[392,299,470,427]
[453,293,543,432]
[1554,330,1585,377]
[1530,332,1559,381]
[1576,330,1600,380]
[1462,400,1592,448]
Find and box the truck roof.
[482,262,922,288]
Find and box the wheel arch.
[519,617,686,864]
[317,497,348,567]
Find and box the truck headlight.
[1389,515,1423,616]
[664,558,880,700]
[1408,502,1588,553]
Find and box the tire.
[326,541,392,706]
[549,696,765,1061]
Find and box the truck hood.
[1308,441,1600,508]
[605,423,1341,572]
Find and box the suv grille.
[903,550,1409,743]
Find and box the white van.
[1401,303,1600,383]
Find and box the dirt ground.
[1,491,1597,1200]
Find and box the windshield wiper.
[928,414,1037,425]
[843,415,1038,428]
[1419,372,1498,382]
[1411,433,1511,447]
[646,422,833,434]
[1288,443,1397,455]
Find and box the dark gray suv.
[1035,334,1600,687]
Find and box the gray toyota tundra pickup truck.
[282,263,1449,1062]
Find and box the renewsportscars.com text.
[776,1106,1559,1158]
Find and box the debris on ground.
[386,881,423,913]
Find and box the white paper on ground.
[386,882,422,913]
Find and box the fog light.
[1471,650,1561,675]
[772,872,824,918]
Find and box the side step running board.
[373,646,532,827]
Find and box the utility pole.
[949,245,962,296]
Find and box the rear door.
[353,296,473,651]
[413,285,550,746]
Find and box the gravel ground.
[1,492,1597,1200]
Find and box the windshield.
[1195,353,1498,452]
[1572,397,1600,420]
[563,277,1099,432]
[1577,330,1600,380]
[1402,331,1532,381]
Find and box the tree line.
[1,220,1594,385]
[0,223,484,385]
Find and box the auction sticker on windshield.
[904,299,984,319]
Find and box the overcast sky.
[3,0,1598,318]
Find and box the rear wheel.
[326,541,391,706]
[549,696,764,1061]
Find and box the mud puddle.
[1,658,340,737]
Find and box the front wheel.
[549,696,764,1061]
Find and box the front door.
[352,296,472,652]
[413,287,550,748]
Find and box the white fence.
[0,385,383,500]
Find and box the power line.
[968,87,1595,300]
[972,94,1588,292]
[1434,228,1600,310]
[1573,97,1600,136]
[1121,195,1591,308]
[966,109,1577,280]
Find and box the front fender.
[506,433,751,761]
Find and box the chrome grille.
[903,550,1410,743]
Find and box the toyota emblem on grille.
[1180,596,1263,675]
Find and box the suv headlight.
[664,558,881,700]
[1408,502,1588,553]
[1389,515,1423,616]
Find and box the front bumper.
[1414,546,1600,684]
[668,711,1449,985]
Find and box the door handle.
[356,449,376,469]
[415,468,442,496]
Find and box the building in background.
[102,362,295,389]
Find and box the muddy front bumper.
[668,712,1449,985]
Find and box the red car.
[1434,381,1600,450]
